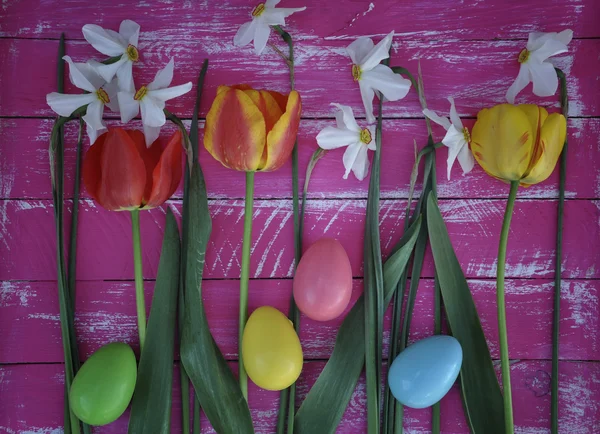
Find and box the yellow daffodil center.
[126,44,139,62]
[252,3,265,17]
[352,64,362,81]
[360,128,372,145]
[134,86,148,101]
[463,127,471,143]
[96,88,110,104]
[518,48,530,63]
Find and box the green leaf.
[128,208,181,433]
[180,164,254,434]
[426,194,505,434]
[294,216,421,434]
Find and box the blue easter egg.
[388,335,462,409]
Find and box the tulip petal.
[520,113,566,185]
[530,61,559,98]
[127,129,162,201]
[145,130,184,208]
[346,37,375,66]
[82,24,127,56]
[242,89,284,132]
[471,104,534,181]
[204,87,266,171]
[261,90,301,171]
[506,64,531,104]
[82,129,146,211]
[266,90,288,113]
[517,104,548,173]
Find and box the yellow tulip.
[470,104,566,185]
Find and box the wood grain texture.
[1,361,599,433]
[1,278,598,364]
[1,199,598,281]
[1,38,599,119]
[2,117,600,201]
[0,0,599,432]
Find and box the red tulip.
[83,128,183,211]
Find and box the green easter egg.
[69,342,137,426]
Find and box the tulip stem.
[130,209,147,351]
[497,180,519,434]
[239,171,255,401]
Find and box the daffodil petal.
[262,90,301,171]
[263,7,306,26]
[116,60,135,93]
[341,142,361,179]
[361,64,411,102]
[351,146,371,181]
[148,58,174,91]
[366,126,377,151]
[86,122,106,146]
[88,57,127,85]
[119,20,140,47]
[471,104,534,181]
[140,96,167,127]
[204,87,266,171]
[103,79,121,113]
[46,92,96,117]
[82,24,127,56]
[359,81,376,124]
[527,30,573,52]
[457,141,475,176]
[331,103,360,132]
[531,39,568,62]
[63,56,100,92]
[505,63,531,104]
[117,91,140,123]
[234,20,257,47]
[442,126,465,180]
[448,97,463,129]
[360,31,394,71]
[253,21,271,55]
[316,127,359,150]
[148,82,193,102]
[423,108,451,130]
[530,61,559,97]
[143,124,162,148]
[266,0,281,6]
[83,100,106,131]
[520,113,566,185]
[346,37,375,65]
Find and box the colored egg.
[69,342,137,426]
[293,238,353,321]
[388,335,462,409]
[242,306,303,391]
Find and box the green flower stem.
[239,171,255,401]
[497,180,519,434]
[130,209,147,351]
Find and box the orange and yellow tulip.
[204,84,301,172]
[470,104,566,186]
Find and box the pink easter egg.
[293,238,353,321]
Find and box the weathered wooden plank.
[1,0,598,40]
[0,199,598,281]
[2,117,599,201]
[1,361,598,433]
[1,278,597,364]
[1,38,598,118]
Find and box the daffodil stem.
[552,67,568,434]
[130,209,147,351]
[498,180,519,434]
[239,171,255,401]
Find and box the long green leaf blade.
[426,194,504,433]
[128,208,181,433]
[180,164,254,434]
[294,217,421,434]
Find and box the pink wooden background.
[1,0,599,433]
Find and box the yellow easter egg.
[242,306,303,391]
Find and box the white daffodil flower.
[316,103,376,181]
[423,98,474,180]
[234,0,306,55]
[506,29,573,104]
[83,20,141,92]
[347,31,411,124]
[117,58,192,147]
[46,56,119,144]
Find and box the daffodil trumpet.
[471,103,567,434]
